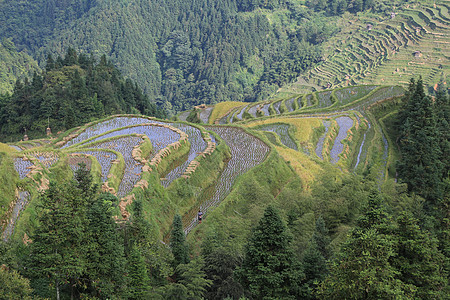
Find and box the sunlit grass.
[208,101,246,124]
[0,142,18,153]
[246,117,322,143]
[275,146,322,192]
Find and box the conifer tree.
[398,78,443,201]
[434,88,449,179]
[85,192,127,298]
[170,214,190,268]
[237,205,303,299]
[318,189,407,299]
[127,245,151,299]
[26,180,89,299]
[391,212,447,299]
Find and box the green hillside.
[282,0,450,93]
[0,80,447,298]
[0,0,448,298]
[0,38,40,94]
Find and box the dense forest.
[0,38,40,94]
[0,0,350,112]
[0,49,165,141]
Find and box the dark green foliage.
[84,192,127,298]
[154,259,211,300]
[127,245,151,299]
[434,87,449,180]
[127,199,173,286]
[311,172,369,234]
[397,78,444,202]
[318,189,406,299]
[203,248,244,299]
[26,181,90,299]
[0,38,40,93]
[306,0,376,15]
[391,212,447,299]
[312,216,330,259]
[237,205,303,299]
[0,48,166,141]
[299,216,330,299]
[0,0,332,112]
[170,214,190,268]
[200,232,244,300]
[301,240,327,299]
[319,189,448,299]
[25,164,128,299]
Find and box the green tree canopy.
[237,205,303,299]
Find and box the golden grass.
[0,142,18,153]
[246,117,322,143]
[209,101,246,124]
[275,146,322,192]
[244,116,324,191]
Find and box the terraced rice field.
[84,124,180,147]
[285,1,450,90]
[199,107,214,124]
[315,120,331,160]
[256,124,298,151]
[13,157,34,179]
[354,122,371,169]
[334,86,377,106]
[161,124,207,187]
[184,126,270,233]
[5,76,401,237]
[29,152,59,168]
[2,191,30,241]
[68,155,92,173]
[89,136,143,198]
[316,91,334,108]
[284,97,297,112]
[73,151,117,182]
[8,145,22,152]
[330,117,354,164]
[235,105,249,121]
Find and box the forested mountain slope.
[0,39,40,93]
[2,0,447,114]
[0,0,344,111]
[0,49,165,141]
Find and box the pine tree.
[170,214,190,268]
[154,259,211,300]
[391,212,447,299]
[26,180,89,299]
[398,78,443,201]
[237,205,303,299]
[127,245,150,299]
[434,88,449,179]
[318,189,407,299]
[85,192,127,298]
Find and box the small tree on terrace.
[170,214,189,269]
